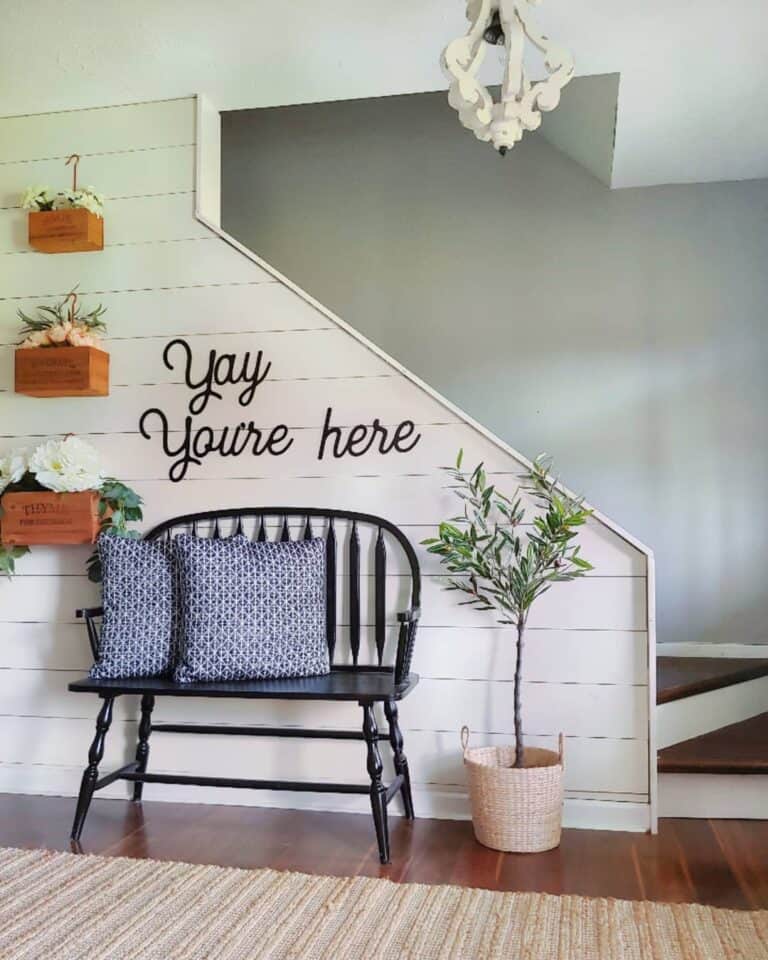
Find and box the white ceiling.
[2,0,767,188]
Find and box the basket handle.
[460,725,470,754]
[558,733,565,766]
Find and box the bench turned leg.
[385,700,414,820]
[70,696,115,843]
[362,703,390,864]
[132,694,155,802]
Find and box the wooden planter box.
[0,491,101,546]
[15,346,109,397]
[28,208,104,253]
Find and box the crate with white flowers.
[21,154,104,253]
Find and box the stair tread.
[656,656,768,704]
[658,712,768,774]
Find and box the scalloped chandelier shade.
[441,0,575,155]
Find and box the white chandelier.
[441,0,574,155]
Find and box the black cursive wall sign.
[139,409,294,483]
[140,341,422,482]
[317,407,421,459]
[163,338,272,415]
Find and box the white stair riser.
[657,675,768,749]
[659,773,768,819]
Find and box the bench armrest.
[395,607,420,684]
[76,606,104,660]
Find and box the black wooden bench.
[68,507,421,864]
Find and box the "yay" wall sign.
[139,339,422,482]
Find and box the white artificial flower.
[73,187,104,217]
[20,186,49,211]
[0,449,28,495]
[29,436,104,493]
[52,191,74,210]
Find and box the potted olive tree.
[423,451,593,852]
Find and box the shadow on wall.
[221,85,768,649]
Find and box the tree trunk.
[513,618,525,768]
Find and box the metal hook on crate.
[65,154,81,192]
[66,290,79,325]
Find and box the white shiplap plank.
[9,517,644,579]
[0,669,646,741]
[0,716,648,795]
[109,329,391,386]
[0,193,208,254]
[0,424,555,483]
[0,570,644,632]
[0,377,447,441]
[0,622,91,670]
[0,99,195,164]
[0,620,646,685]
[0,237,272,301]
[0,282,334,346]
[0,145,195,208]
[412,628,647,685]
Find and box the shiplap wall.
[0,97,655,830]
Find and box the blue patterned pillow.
[173,535,329,683]
[89,536,179,679]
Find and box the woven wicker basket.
[461,727,565,853]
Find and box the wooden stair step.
[656,656,768,705]
[658,712,768,774]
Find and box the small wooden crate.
[15,346,109,397]
[0,491,101,546]
[28,208,104,253]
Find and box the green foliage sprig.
[422,451,593,767]
[0,543,30,578]
[17,289,107,341]
[86,481,144,582]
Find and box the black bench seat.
[67,507,421,864]
[68,669,419,702]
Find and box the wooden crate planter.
[28,208,103,253]
[15,346,109,397]
[0,491,100,546]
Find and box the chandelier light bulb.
[441,0,575,155]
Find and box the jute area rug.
[1,847,766,959]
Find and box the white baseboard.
[657,674,768,749]
[0,763,651,833]
[659,773,768,819]
[659,643,768,658]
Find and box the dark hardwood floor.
[1,793,767,910]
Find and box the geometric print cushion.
[89,535,180,680]
[173,534,329,684]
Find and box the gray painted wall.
[221,90,768,647]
